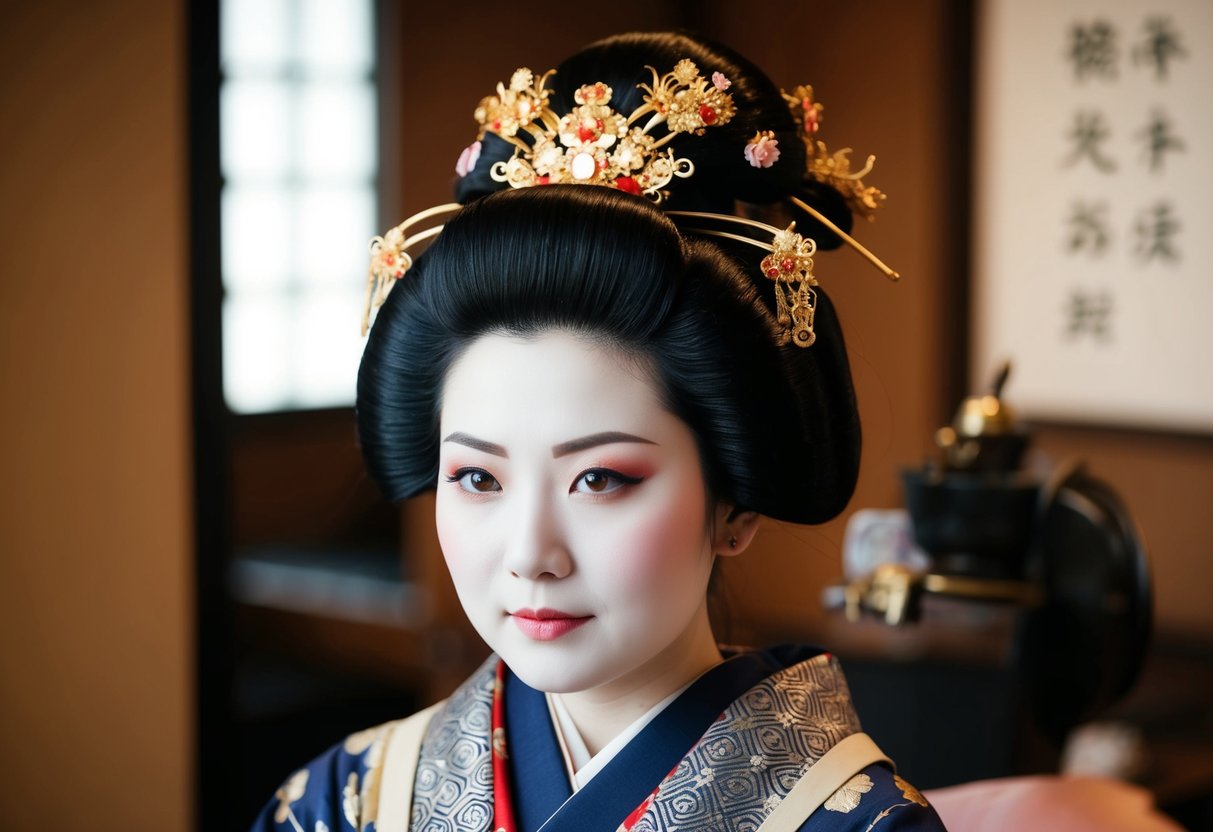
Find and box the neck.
[553,601,722,757]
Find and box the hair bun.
[453,31,871,234]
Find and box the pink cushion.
[923,776,1182,832]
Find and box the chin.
[505,653,612,694]
[489,629,622,694]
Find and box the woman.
[254,32,945,832]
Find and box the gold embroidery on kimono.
[824,772,874,813]
[274,768,310,825]
[343,726,380,755]
[894,774,929,807]
[342,772,360,828]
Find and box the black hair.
[358,32,863,524]
[358,186,859,524]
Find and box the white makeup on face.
[435,330,725,713]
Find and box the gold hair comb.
[474,59,736,203]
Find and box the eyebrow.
[551,431,656,458]
[442,432,509,458]
[442,430,657,459]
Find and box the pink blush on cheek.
[434,497,484,569]
[602,494,711,593]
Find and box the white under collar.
[545,679,696,791]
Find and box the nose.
[502,488,573,581]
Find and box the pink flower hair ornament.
[456,140,482,177]
[744,131,781,169]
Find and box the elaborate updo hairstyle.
[358,32,865,524]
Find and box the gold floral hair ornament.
[667,211,817,347]
[362,203,461,335]
[474,60,737,203]
[783,84,885,220]
[762,224,820,347]
[667,210,898,347]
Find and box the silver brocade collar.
[408,652,862,832]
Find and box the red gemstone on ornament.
[578,125,595,142]
[766,268,780,278]
[536,175,551,185]
[384,255,395,266]
[781,258,795,273]
[699,105,717,125]
[615,177,641,195]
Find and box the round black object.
[1018,463,1153,742]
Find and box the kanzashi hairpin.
[667,210,898,348]
[762,224,820,347]
[667,211,819,347]
[475,60,736,203]
[783,85,885,220]
[363,203,460,336]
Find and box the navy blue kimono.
[252,646,946,831]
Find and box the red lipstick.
[510,608,593,641]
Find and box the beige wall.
[0,2,193,829]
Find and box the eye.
[571,468,643,495]
[447,468,502,493]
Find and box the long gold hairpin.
[788,197,899,282]
[362,203,462,335]
[667,211,782,252]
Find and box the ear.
[712,502,761,558]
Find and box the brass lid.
[954,393,1017,437]
[933,362,1024,469]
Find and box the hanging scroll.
[974,0,1212,432]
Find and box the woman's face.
[435,330,718,694]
